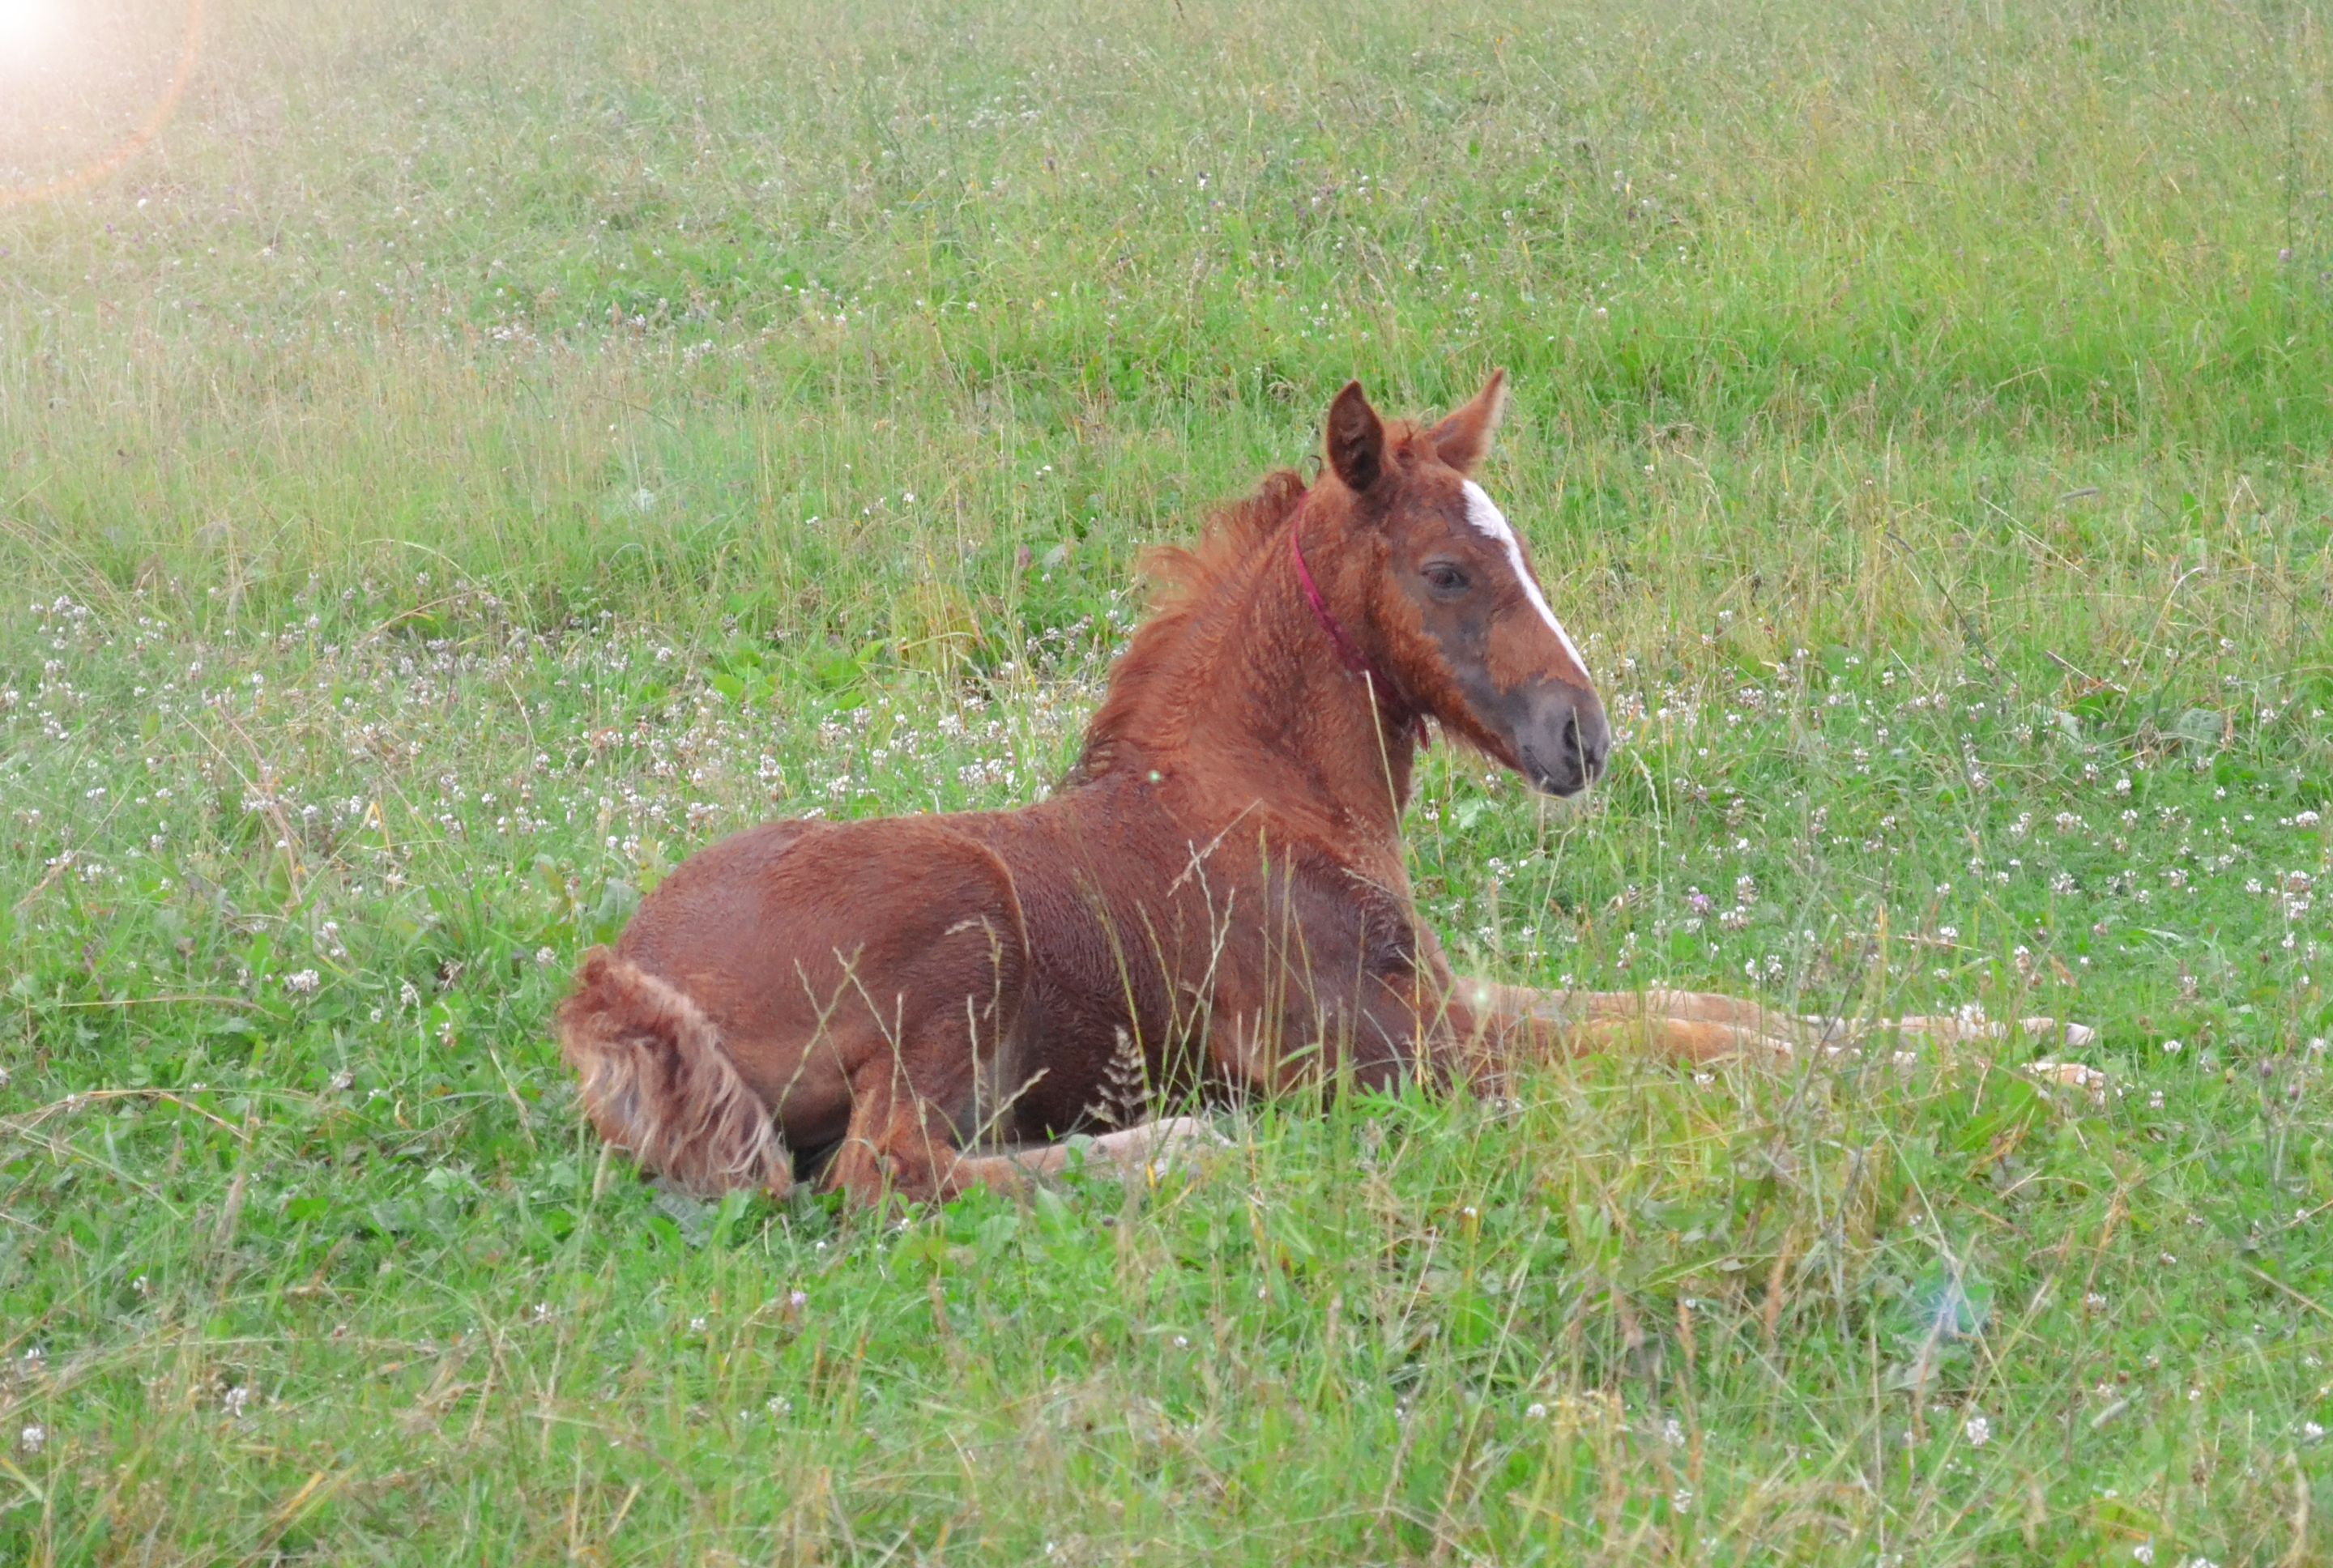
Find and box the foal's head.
[1312,373,1609,795]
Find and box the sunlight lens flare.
[0,0,62,67]
[0,0,205,207]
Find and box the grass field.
[3,0,2331,1560]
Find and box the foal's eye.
[1422,563,1469,595]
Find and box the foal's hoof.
[2000,1015,2096,1048]
[2026,1058,2118,1106]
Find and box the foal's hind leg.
[824,1034,1002,1206]
[944,1117,1234,1187]
[809,953,1047,1204]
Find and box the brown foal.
[558,374,2079,1204]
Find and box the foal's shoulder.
[1259,830,1421,965]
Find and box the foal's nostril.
[1516,684,1610,795]
[1574,700,1611,780]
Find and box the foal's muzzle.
[1512,681,1610,797]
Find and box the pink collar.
[1289,496,1431,750]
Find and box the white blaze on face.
[1461,479,1586,678]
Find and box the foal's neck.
[1172,534,1418,846]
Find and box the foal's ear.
[1324,380,1385,495]
[1428,369,1508,473]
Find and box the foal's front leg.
[1388,924,1780,1083]
[1445,978,2094,1083]
[1563,987,2097,1052]
[1442,979,1802,1083]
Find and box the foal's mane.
[1066,467,1309,784]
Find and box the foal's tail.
[556,948,791,1197]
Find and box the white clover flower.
[19,1424,45,1454]
[1963,1413,1992,1447]
[284,969,321,996]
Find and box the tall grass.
[1,0,2329,1562]
[3,0,2328,647]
